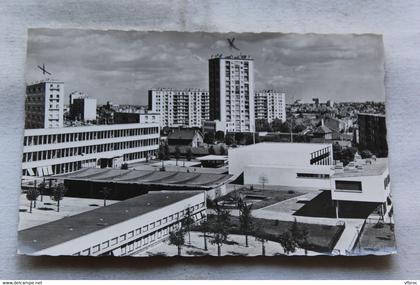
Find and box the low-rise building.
[331,157,392,221]
[21,123,160,177]
[229,142,333,189]
[70,97,97,122]
[167,129,204,148]
[18,191,207,256]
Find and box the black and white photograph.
[18,29,395,257]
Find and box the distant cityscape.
[19,32,394,257]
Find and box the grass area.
[198,214,344,253]
[356,222,396,253]
[215,187,308,210]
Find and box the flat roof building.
[148,88,209,128]
[229,142,333,189]
[70,97,97,122]
[357,113,388,158]
[114,111,160,125]
[25,80,64,129]
[18,191,206,256]
[22,123,160,177]
[331,157,392,220]
[55,167,233,200]
[209,55,255,133]
[255,90,286,123]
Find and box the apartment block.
[148,88,209,128]
[255,90,286,123]
[209,55,255,132]
[25,80,64,129]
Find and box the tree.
[100,185,112,207]
[208,145,215,155]
[278,231,297,255]
[255,119,272,132]
[238,198,253,247]
[26,188,40,213]
[234,132,246,145]
[259,174,269,190]
[169,227,185,256]
[215,130,225,143]
[360,149,373,159]
[272,119,290,133]
[289,218,309,255]
[182,207,195,245]
[200,219,210,251]
[254,225,266,256]
[209,206,231,256]
[121,163,128,170]
[219,145,226,155]
[186,147,193,161]
[204,132,215,145]
[174,146,181,166]
[51,183,66,212]
[37,180,47,202]
[225,134,236,146]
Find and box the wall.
[244,164,332,190]
[1,0,420,280]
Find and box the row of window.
[22,138,158,162]
[335,180,362,192]
[73,205,206,256]
[297,173,330,179]
[23,127,159,146]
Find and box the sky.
[26,29,386,105]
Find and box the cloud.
[25,30,385,104]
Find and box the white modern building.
[229,142,333,189]
[331,157,392,220]
[70,97,97,122]
[25,80,64,129]
[148,88,209,128]
[255,90,286,123]
[18,191,207,256]
[209,55,255,133]
[21,123,160,177]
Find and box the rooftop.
[196,155,228,161]
[167,129,202,141]
[332,158,388,178]
[55,167,232,188]
[18,191,201,254]
[230,142,332,154]
[358,113,386,118]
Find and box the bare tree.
[258,174,269,190]
[51,183,67,212]
[169,226,185,256]
[26,188,40,213]
[278,231,297,255]
[254,225,266,256]
[238,198,253,247]
[182,207,195,245]
[100,185,112,207]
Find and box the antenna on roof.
[37,64,52,76]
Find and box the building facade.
[229,142,333,189]
[18,191,207,256]
[357,113,388,157]
[21,123,160,177]
[331,157,392,221]
[148,88,209,128]
[209,55,255,132]
[25,80,64,129]
[70,97,97,122]
[255,90,286,123]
